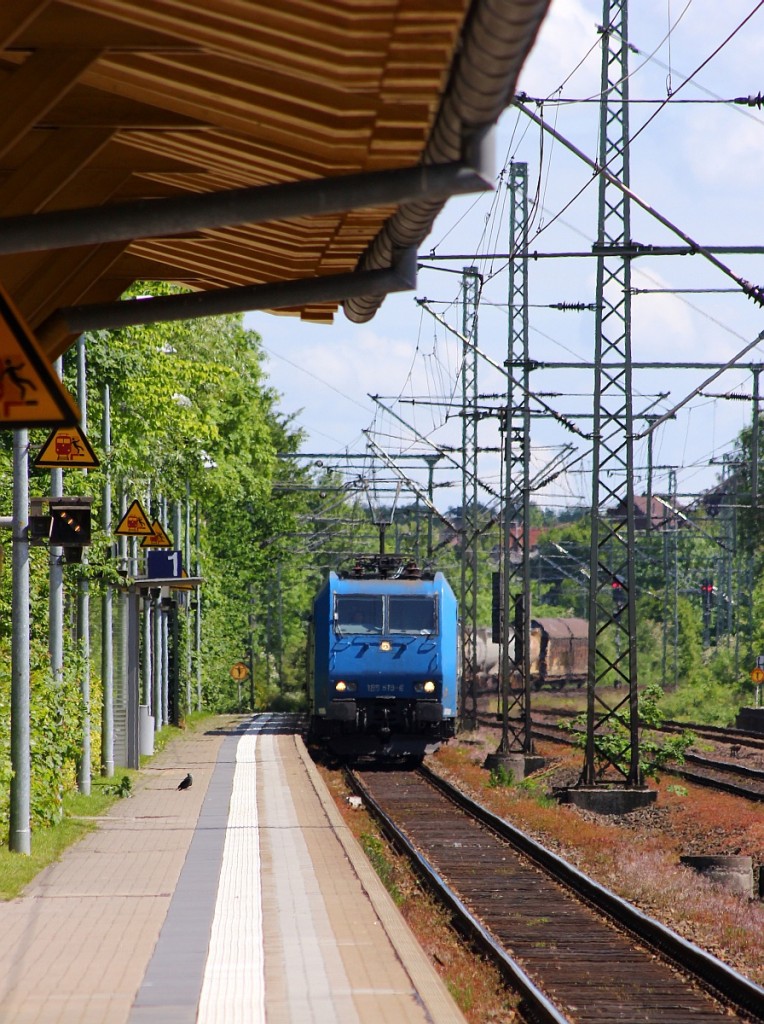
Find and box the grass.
[0,773,135,900]
[358,832,404,905]
[0,715,223,901]
[0,818,97,900]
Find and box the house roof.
[0,0,552,361]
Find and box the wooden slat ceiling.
[0,0,550,358]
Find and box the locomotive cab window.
[335,596,383,634]
[388,596,437,635]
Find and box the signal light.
[49,503,91,546]
[48,498,93,562]
[610,574,627,614]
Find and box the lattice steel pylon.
[460,266,480,727]
[583,0,641,787]
[496,163,534,755]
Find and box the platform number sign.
[146,550,183,579]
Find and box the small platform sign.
[230,661,249,681]
[141,519,172,548]
[0,283,80,427]
[146,549,182,579]
[115,499,152,536]
[34,426,99,468]
[750,667,764,684]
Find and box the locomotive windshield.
[389,595,437,635]
[335,595,384,634]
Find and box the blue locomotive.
[307,555,459,760]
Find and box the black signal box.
[49,501,92,546]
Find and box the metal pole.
[425,456,439,559]
[583,0,641,788]
[249,586,256,712]
[671,469,679,687]
[49,359,64,685]
[10,430,31,854]
[101,384,114,777]
[116,485,129,763]
[76,335,91,795]
[161,498,169,725]
[277,562,284,687]
[172,499,182,718]
[195,500,202,711]
[460,266,480,728]
[185,480,192,716]
[646,418,654,532]
[142,583,152,707]
[752,367,760,509]
[153,588,162,728]
[141,481,152,711]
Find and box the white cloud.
[517,0,598,98]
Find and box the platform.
[0,714,465,1024]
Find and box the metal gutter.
[343,0,553,323]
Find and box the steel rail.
[347,768,572,1024]
[417,764,764,1021]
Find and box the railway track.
[495,712,764,802]
[349,764,764,1024]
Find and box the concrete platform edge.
[294,737,467,1024]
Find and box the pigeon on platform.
[177,773,193,791]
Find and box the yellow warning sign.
[0,283,80,427]
[750,667,764,684]
[34,426,100,469]
[141,519,172,548]
[172,568,195,591]
[230,661,249,681]
[115,499,152,536]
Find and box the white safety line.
[259,731,359,1023]
[197,720,265,1024]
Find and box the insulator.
[550,302,596,312]
[743,281,764,307]
[733,92,764,109]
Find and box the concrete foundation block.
[680,855,754,899]
[483,751,547,779]
[558,785,657,815]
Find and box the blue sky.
[245,0,764,514]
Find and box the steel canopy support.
[43,249,419,333]
[0,148,495,256]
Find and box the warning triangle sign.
[172,567,195,591]
[115,499,153,536]
[34,426,100,469]
[0,283,80,427]
[141,519,172,548]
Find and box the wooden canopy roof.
[0,0,551,359]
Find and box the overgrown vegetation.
[358,832,404,905]
[560,681,696,780]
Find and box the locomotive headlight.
[334,680,356,693]
[423,680,436,694]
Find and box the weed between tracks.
[433,730,764,988]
